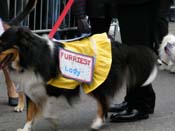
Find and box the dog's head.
[0,26,32,71]
[159,34,175,63]
[0,25,61,81]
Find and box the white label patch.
[0,18,4,36]
[59,48,94,83]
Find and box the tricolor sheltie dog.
[0,0,158,131]
[159,34,175,72]
[0,26,158,131]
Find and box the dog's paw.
[14,105,24,112]
[16,128,30,131]
[91,117,104,130]
[16,129,23,131]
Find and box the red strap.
[48,0,74,39]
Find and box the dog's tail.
[8,0,37,26]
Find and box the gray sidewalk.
[0,22,175,131]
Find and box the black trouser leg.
[117,1,156,49]
[89,17,112,35]
[0,0,9,21]
[116,1,156,113]
[125,84,156,113]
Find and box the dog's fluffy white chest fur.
[9,69,70,118]
[9,69,47,102]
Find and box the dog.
[0,23,158,130]
[159,33,175,72]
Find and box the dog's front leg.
[15,92,25,112]
[17,97,39,131]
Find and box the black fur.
[0,27,61,81]
[0,26,157,117]
[46,85,80,104]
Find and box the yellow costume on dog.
[47,33,112,93]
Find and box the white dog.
[159,34,175,72]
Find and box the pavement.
[0,22,175,131]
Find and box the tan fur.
[14,92,25,112]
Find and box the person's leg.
[125,84,155,114]
[109,1,156,122]
[0,0,9,21]
[0,1,19,106]
[110,84,155,122]
[117,2,155,48]
[89,17,112,34]
[3,68,18,106]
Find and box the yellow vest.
[47,33,112,94]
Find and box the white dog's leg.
[17,99,39,131]
[90,100,105,130]
[91,117,104,130]
[17,121,32,131]
[14,92,25,112]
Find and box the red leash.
[48,0,74,39]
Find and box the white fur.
[42,35,55,55]
[17,121,32,131]
[11,70,50,131]
[142,66,158,86]
[159,34,175,72]
[14,104,24,112]
[12,69,71,131]
[9,69,45,92]
[91,117,104,130]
